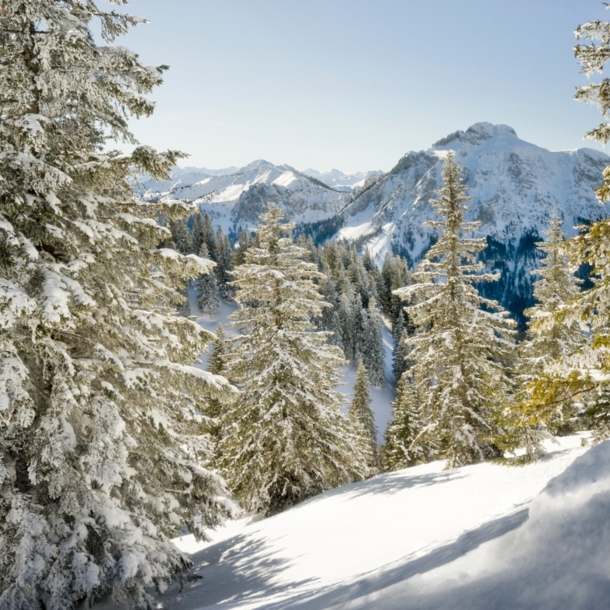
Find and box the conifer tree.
[363,296,386,386]
[349,362,379,471]
[519,16,610,444]
[214,229,234,298]
[196,244,221,315]
[0,3,235,608]
[394,153,515,469]
[503,214,586,457]
[383,373,427,470]
[218,205,368,515]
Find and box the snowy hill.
[302,168,384,192]
[138,160,348,235]
[98,434,610,609]
[336,122,610,323]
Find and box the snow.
[97,434,605,610]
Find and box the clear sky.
[115,0,609,173]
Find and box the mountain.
[302,168,384,191]
[138,159,348,235]
[334,122,610,324]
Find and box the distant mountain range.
[134,123,610,323]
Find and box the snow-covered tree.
[520,15,610,445]
[214,228,234,299]
[0,2,236,608]
[362,296,385,387]
[502,213,586,459]
[170,216,193,254]
[394,153,516,469]
[349,362,378,471]
[218,205,368,515]
[383,372,427,470]
[197,244,221,315]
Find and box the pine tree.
[218,205,368,515]
[394,153,516,469]
[193,211,217,258]
[519,16,610,445]
[170,216,193,254]
[503,213,586,457]
[207,324,229,376]
[362,296,386,386]
[349,362,378,471]
[214,229,234,299]
[384,373,427,470]
[196,243,221,315]
[337,287,357,362]
[0,3,236,608]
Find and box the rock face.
[336,123,610,324]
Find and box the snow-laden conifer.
[362,296,385,387]
[383,373,427,470]
[502,214,586,459]
[0,2,236,608]
[394,153,516,469]
[196,244,221,315]
[349,362,379,471]
[218,205,368,515]
[519,16,610,445]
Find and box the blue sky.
[116,0,609,172]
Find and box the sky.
[113,0,610,173]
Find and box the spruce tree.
[520,16,610,444]
[218,205,368,515]
[0,2,236,608]
[394,153,515,469]
[362,296,386,386]
[196,244,221,315]
[349,362,379,471]
[383,373,427,470]
[504,213,586,456]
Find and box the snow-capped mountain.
[335,122,610,323]
[139,159,347,234]
[302,168,384,191]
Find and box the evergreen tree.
[0,3,236,608]
[363,296,386,386]
[170,216,193,254]
[337,287,357,362]
[218,205,368,515]
[349,362,379,471]
[196,244,221,315]
[193,212,217,259]
[394,153,515,469]
[207,324,229,376]
[383,373,427,470]
[214,229,234,298]
[503,213,586,458]
[520,17,610,445]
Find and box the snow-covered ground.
[96,433,609,610]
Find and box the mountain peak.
[433,122,518,149]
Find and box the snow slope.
[98,434,603,610]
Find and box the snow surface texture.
[97,434,608,609]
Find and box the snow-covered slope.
[140,160,347,234]
[337,122,610,322]
[97,434,609,609]
[302,168,383,192]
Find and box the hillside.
[96,434,610,609]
